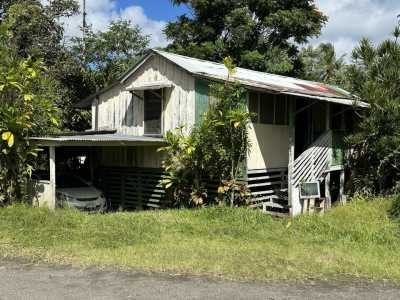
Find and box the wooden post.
[49,146,56,209]
[325,172,331,209]
[309,198,315,214]
[288,97,296,215]
[339,170,346,205]
[325,103,332,209]
[302,199,308,214]
[339,109,346,205]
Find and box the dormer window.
[144,89,162,135]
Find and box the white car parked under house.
[56,174,107,212]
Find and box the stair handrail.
[292,130,333,187]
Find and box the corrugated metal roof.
[30,134,166,146]
[76,49,368,108]
[126,80,173,91]
[153,49,368,107]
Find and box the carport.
[30,132,166,210]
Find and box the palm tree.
[300,43,345,84]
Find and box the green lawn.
[0,197,399,281]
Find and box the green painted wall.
[195,79,210,123]
[331,130,345,168]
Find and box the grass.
[0,196,400,282]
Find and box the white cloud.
[60,0,167,48]
[59,0,400,58]
[311,0,400,59]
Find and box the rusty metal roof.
[153,50,367,107]
[76,49,368,108]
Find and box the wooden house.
[31,50,368,216]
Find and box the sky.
[61,0,400,58]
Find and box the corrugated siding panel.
[195,79,210,124]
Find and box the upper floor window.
[144,89,162,135]
[248,91,288,125]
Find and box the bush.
[159,59,253,207]
[345,27,400,194]
[0,24,59,204]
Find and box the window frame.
[248,91,288,126]
[143,89,164,136]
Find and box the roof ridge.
[153,49,337,88]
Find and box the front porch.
[247,94,360,217]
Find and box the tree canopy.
[299,43,346,84]
[345,26,400,194]
[1,0,78,64]
[165,0,327,75]
[0,1,150,131]
[71,20,150,88]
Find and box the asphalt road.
[0,260,399,300]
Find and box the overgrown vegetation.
[344,26,400,194]
[299,24,400,196]
[71,20,150,90]
[0,197,399,281]
[0,24,59,205]
[159,59,253,207]
[0,0,150,132]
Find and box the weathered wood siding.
[92,55,196,135]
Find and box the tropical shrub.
[158,127,207,207]
[345,26,400,194]
[0,25,59,204]
[159,58,253,207]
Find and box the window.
[259,93,274,124]
[248,91,288,125]
[275,96,288,125]
[144,89,162,135]
[248,92,259,122]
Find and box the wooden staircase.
[292,130,333,214]
[247,168,290,217]
[292,130,333,188]
[248,130,333,216]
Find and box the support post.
[325,172,331,209]
[325,103,331,209]
[339,107,346,205]
[288,97,296,215]
[49,146,56,209]
[339,170,346,205]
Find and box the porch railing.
[292,130,333,187]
